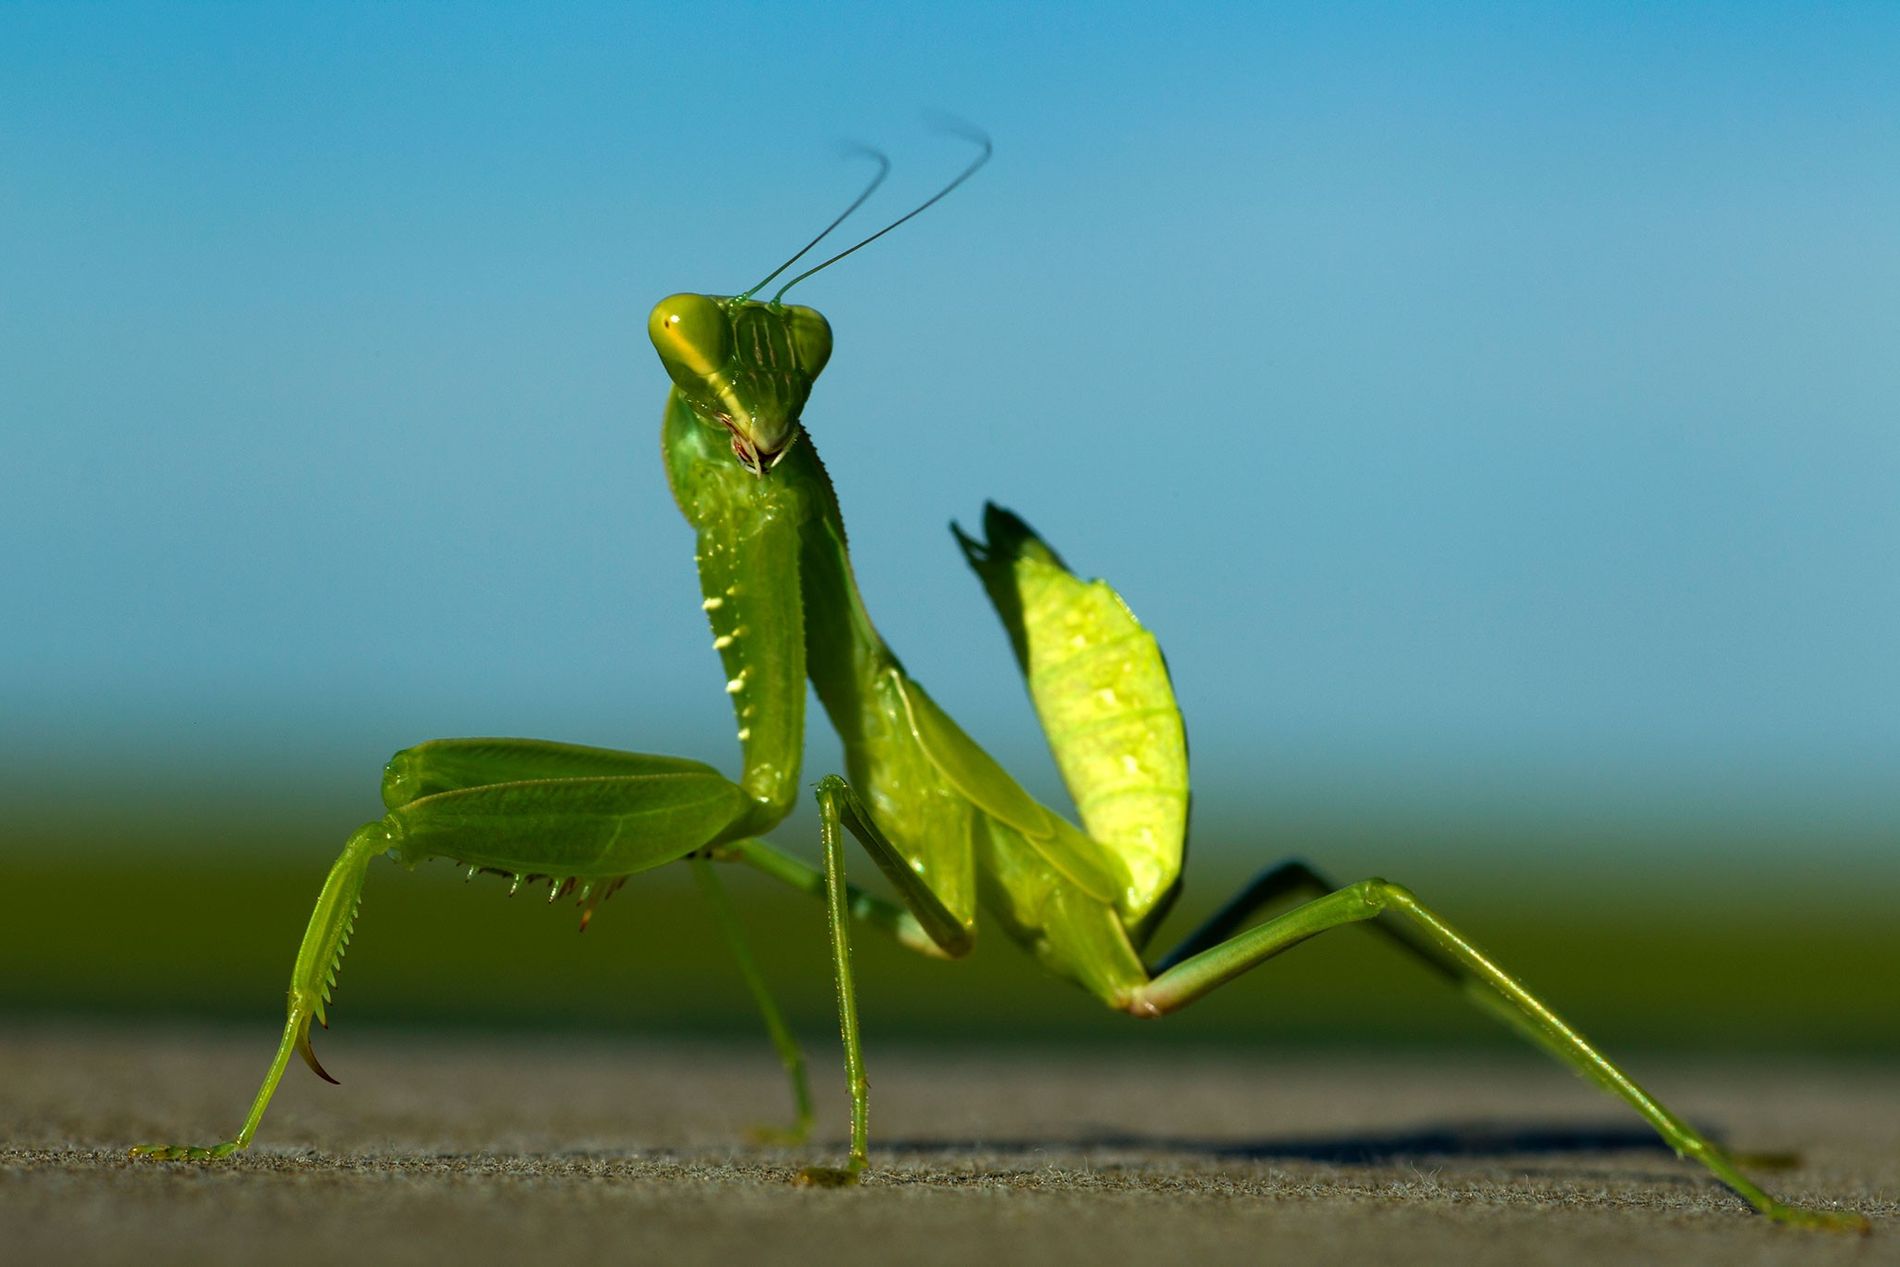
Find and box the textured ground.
[4,1023,1892,1266]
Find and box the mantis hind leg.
[1150,858,1544,1042]
[1129,878,1869,1233]
[1152,859,1380,972]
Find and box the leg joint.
[1367,879,1419,913]
[1121,991,1165,1020]
[813,773,848,810]
[1344,877,1393,918]
[351,818,400,861]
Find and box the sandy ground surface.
[3,1022,1893,1266]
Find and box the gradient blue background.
[4,2,1896,871]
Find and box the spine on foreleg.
[286,821,390,1080]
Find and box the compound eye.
[648,293,731,376]
[785,304,833,378]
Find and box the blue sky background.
[3,2,1896,866]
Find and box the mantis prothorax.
[131,135,1868,1232]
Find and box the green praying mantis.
[131,136,1869,1232]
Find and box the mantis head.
[648,129,989,476]
[649,293,832,475]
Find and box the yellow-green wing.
[955,505,1188,925]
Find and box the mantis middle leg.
[781,773,977,1183]
[691,858,814,1144]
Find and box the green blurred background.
[7,789,1895,1056]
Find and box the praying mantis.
[131,136,1868,1232]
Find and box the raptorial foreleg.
[132,744,752,1160]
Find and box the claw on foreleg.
[295,1012,339,1085]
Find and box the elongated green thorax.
[649,294,833,475]
[662,393,813,835]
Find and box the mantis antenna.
[737,147,892,302]
[772,126,992,303]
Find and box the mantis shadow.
[876,1119,1691,1167]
